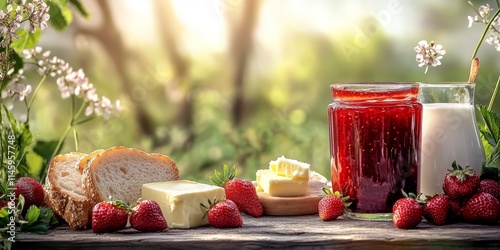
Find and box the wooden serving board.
[255,181,327,216]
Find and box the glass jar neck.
[330,83,419,104]
[418,83,475,105]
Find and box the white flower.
[468,3,500,53]
[13,45,121,120]
[24,47,71,77]
[468,15,479,28]
[0,4,22,48]
[414,40,446,74]
[84,96,121,119]
[27,0,51,32]
[479,4,491,19]
[468,4,494,27]
[84,102,95,116]
[3,82,32,102]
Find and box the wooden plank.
[14,215,500,249]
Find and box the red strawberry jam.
[328,83,422,216]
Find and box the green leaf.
[478,105,500,148]
[31,139,59,182]
[68,0,90,18]
[20,206,57,233]
[0,207,10,227]
[10,29,43,52]
[478,105,500,180]
[33,140,59,161]
[16,195,25,214]
[480,124,495,157]
[18,123,33,152]
[25,206,41,223]
[47,0,74,31]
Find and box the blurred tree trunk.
[73,0,158,145]
[152,0,192,129]
[229,0,261,126]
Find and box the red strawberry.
[392,192,423,229]
[423,195,450,225]
[92,198,129,233]
[449,199,462,222]
[14,177,44,213]
[202,198,242,228]
[442,161,479,199]
[130,200,167,232]
[318,188,349,221]
[461,192,500,225]
[478,179,500,200]
[210,165,263,217]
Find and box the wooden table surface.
[14,215,500,250]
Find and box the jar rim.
[418,82,475,87]
[330,82,418,89]
[330,82,420,102]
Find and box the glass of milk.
[419,83,485,196]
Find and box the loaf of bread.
[82,146,179,207]
[44,146,179,229]
[44,152,92,229]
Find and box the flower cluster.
[413,40,446,74]
[19,47,121,119]
[468,2,500,51]
[0,69,31,109]
[0,0,50,48]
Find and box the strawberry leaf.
[20,206,58,233]
[321,188,333,196]
[0,207,10,228]
[25,206,41,224]
[210,164,237,186]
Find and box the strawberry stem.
[210,164,238,186]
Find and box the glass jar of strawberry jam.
[328,83,422,220]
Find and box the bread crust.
[83,146,179,207]
[44,152,91,229]
[78,149,104,174]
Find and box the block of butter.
[256,169,309,197]
[269,156,310,181]
[142,180,225,229]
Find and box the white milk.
[420,103,485,195]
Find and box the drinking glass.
[418,83,485,196]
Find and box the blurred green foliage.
[20,0,500,183]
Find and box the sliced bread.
[82,146,179,206]
[78,149,104,174]
[44,152,92,229]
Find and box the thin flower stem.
[497,0,500,8]
[41,97,87,181]
[73,116,95,126]
[488,75,500,112]
[471,7,500,60]
[42,118,72,181]
[26,74,47,120]
[73,129,79,152]
[74,100,88,120]
[469,1,482,17]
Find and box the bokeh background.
[27,0,500,181]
